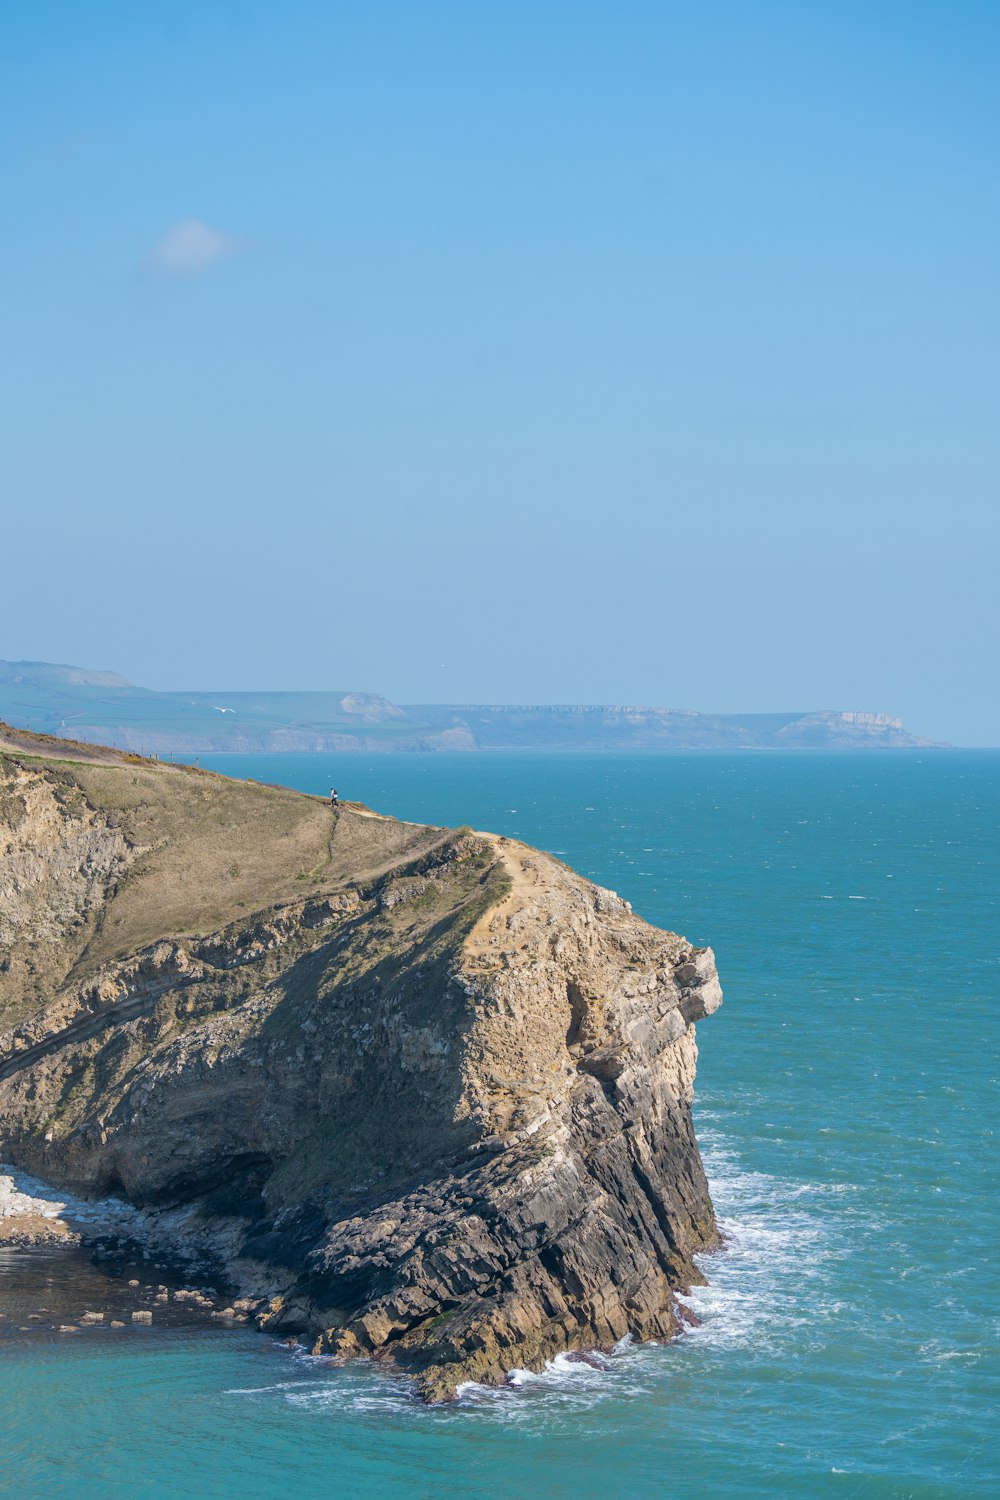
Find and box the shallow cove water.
[2,751,997,1498]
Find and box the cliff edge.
[0,724,721,1398]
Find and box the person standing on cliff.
[330,788,339,807]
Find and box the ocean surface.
[2,751,997,1499]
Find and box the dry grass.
[1,726,453,977]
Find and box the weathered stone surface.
[0,1170,80,1245]
[0,727,722,1398]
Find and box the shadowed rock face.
[0,727,721,1399]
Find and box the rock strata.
[0,725,722,1398]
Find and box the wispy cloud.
[144,218,250,278]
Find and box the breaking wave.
[677,1129,860,1352]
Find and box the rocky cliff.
[0,723,721,1399]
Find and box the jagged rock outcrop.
[0,725,721,1398]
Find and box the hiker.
[330,788,339,807]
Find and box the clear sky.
[2,2,998,743]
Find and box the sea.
[2,751,997,1499]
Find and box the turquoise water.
[3,752,998,1498]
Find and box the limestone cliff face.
[0,727,721,1399]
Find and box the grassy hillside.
[0,723,451,1027]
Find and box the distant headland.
[0,721,722,1398]
[0,660,946,754]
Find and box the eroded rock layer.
[0,725,721,1398]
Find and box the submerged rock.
[0,724,722,1399]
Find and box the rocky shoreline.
[1,1164,710,1368]
[0,1165,266,1333]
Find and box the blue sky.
[2,2,998,742]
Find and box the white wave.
[225,1365,421,1415]
[678,1134,856,1351]
[456,1350,642,1413]
[223,1382,305,1395]
[506,1351,614,1387]
[917,1340,981,1363]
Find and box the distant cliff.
[0,725,721,1398]
[0,661,944,754]
[395,704,942,751]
